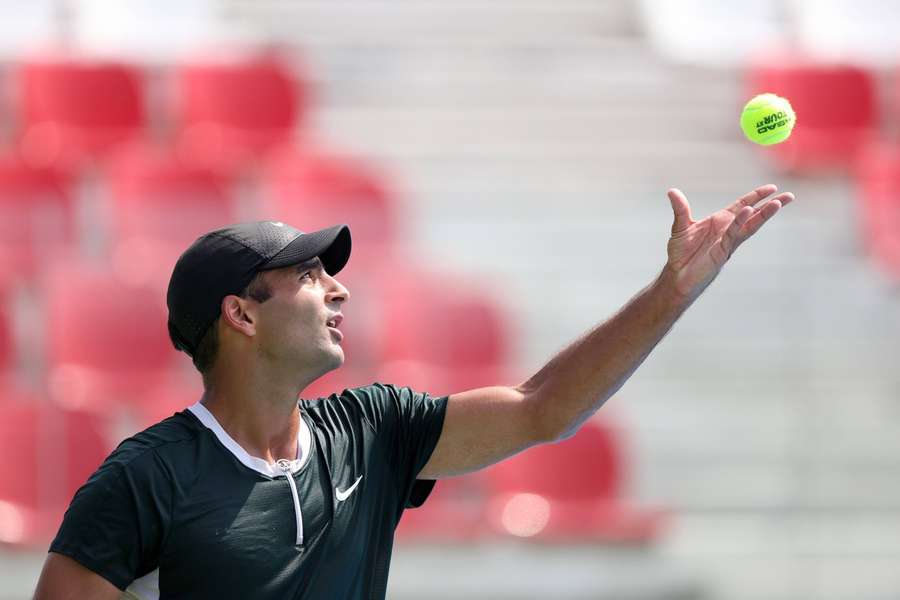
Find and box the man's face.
[250,257,350,379]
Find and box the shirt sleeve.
[360,383,448,510]
[49,445,171,591]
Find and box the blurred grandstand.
[1,1,899,599]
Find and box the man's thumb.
[667,188,692,233]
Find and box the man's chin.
[321,349,345,374]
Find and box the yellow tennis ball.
[740,93,796,145]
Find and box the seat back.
[857,143,900,279]
[485,418,622,501]
[0,159,74,283]
[176,55,302,166]
[262,149,397,256]
[0,389,111,545]
[18,58,145,165]
[106,145,236,244]
[44,262,175,409]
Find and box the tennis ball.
[740,93,796,145]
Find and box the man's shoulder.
[300,382,396,430]
[300,382,403,413]
[301,382,439,434]
[72,410,203,499]
[107,410,204,469]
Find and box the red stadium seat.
[745,58,878,172]
[0,158,75,284]
[482,417,666,544]
[373,268,514,396]
[261,147,398,264]
[0,387,112,546]
[395,474,489,543]
[131,376,203,429]
[856,143,900,280]
[17,58,145,167]
[104,144,238,287]
[175,54,304,169]
[0,289,13,375]
[43,262,177,413]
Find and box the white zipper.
[276,459,303,546]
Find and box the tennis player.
[33,185,792,599]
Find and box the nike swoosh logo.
[335,476,363,501]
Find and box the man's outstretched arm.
[419,184,794,479]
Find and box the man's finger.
[726,184,778,215]
[737,195,788,242]
[720,205,754,257]
[668,188,693,234]
[775,191,795,209]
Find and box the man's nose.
[325,275,350,304]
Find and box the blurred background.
[0,0,899,599]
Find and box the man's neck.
[200,348,330,464]
[200,380,303,465]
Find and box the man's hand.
[666,184,794,299]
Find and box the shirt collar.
[188,401,312,477]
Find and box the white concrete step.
[224,0,639,44]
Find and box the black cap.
[166,221,351,356]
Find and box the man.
[34,185,793,599]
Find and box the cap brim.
[262,224,352,275]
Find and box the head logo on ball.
[740,93,796,145]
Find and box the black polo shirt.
[49,383,448,599]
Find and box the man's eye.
[300,272,312,280]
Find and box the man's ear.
[220,294,257,338]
